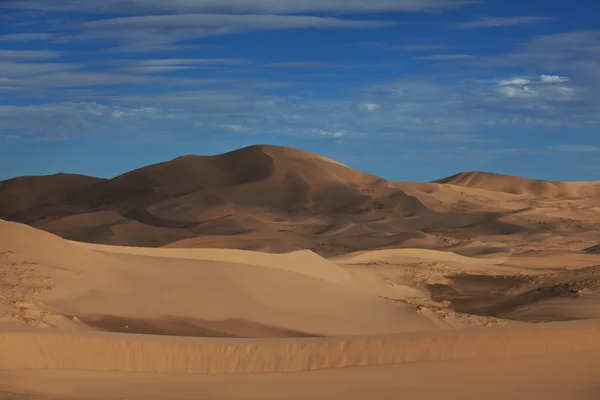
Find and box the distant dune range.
[2,144,599,256]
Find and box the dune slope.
[2,145,578,256]
[0,220,435,337]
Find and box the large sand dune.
[0,220,437,336]
[6,145,598,257]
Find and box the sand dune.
[2,321,600,399]
[437,171,600,198]
[0,220,436,336]
[0,173,103,219]
[4,352,600,400]
[0,145,428,252]
[78,242,356,289]
[3,146,600,398]
[2,319,600,374]
[2,218,600,398]
[5,145,595,256]
[334,248,504,266]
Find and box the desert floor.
[1,217,600,399]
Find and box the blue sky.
[0,0,599,182]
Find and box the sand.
[2,146,600,398]
[6,144,599,258]
[4,352,600,400]
[2,219,600,398]
[0,220,441,336]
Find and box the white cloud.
[458,16,553,29]
[499,78,530,86]
[313,129,344,139]
[111,110,125,118]
[360,103,381,111]
[495,75,576,103]
[540,74,569,83]
[498,85,536,98]
[496,75,578,101]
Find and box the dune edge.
[2,320,600,374]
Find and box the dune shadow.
[428,274,581,321]
[78,314,322,338]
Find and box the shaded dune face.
[428,266,600,321]
[1,145,599,255]
[78,315,321,338]
[584,244,600,254]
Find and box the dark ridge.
[79,314,321,338]
[584,244,600,254]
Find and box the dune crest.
[436,171,600,198]
[2,320,600,374]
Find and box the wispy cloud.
[356,42,452,52]
[4,0,476,14]
[415,54,475,60]
[0,61,80,77]
[0,33,55,41]
[550,145,600,153]
[478,31,600,100]
[3,69,596,144]
[118,58,250,73]
[1,0,599,166]
[313,128,345,139]
[0,50,61,59]
[394,44,451,51]
[265,61,336,69]
[84,13,390,31]
[458,16,553,29]
[73,14,393,52]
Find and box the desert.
[3,0,600,396]
[1,145,600,399]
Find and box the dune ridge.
[437,171,600,198]
[2,319,600,374]
[78,243,355,289]
[7,145,598,256]
[0,219,437,336]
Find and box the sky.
[0,0,599,182]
